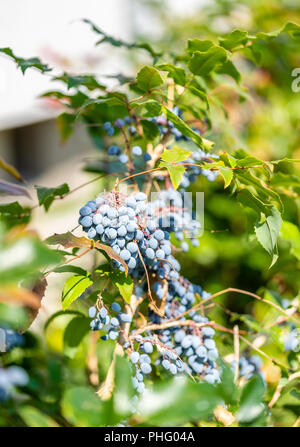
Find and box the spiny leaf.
[188,46,228,77]
[254,207,282,267]
[160,162,186,190]
[157,63,186,86]
[162,106,214,151]
[136,65,164,92]
[35,183,70,212]
[82,19,161,59]
[218,166,233,188]
[46,232,128,275]
[61,275,93,310]
[0,47,51,74]
[161,146,191,164]
[95,268,133,304]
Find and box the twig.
[233,325,239,383]
[269,371,300,408]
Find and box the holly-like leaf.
[254,207,282,267]
[46,232,128,275]
[160,162,186,190]
[82,19,162,59]
[62,386,105,427]
[157,63,186,86]
[63,316,91,357]
[35,183,70,212]
[280,221,300,261]
[61,275,93,310]
[141,120,160,141]
[96,268,133,304]
[161,146,191,164]
[0,47,51,74]
[0,233,62,284]
[162,106,213,150]
[186,39,214,53]
[0,202,31,228]
[57,113,76,142]
[188,46,228,77]
[136,65,164,92]
[219,30,249,51]
[18,406,59,427]
[137,376,222,426]
[236,375,265,424]
[218,166,233,188]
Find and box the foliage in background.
[0,0,300,427]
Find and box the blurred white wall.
[0,0,132,130]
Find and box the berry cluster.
[237,355,265,381]
[79,191,172,276]
[180,149,219,188]
[284,328,300,352]
[152,188,200,251]
[88,302,131,341]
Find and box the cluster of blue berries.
[0,366,29,402]
[152,188,200,251]
[180,149,219,188]
[149,106,189,142]
[237,355,265,381]
[79,191,172,276]
[284,328,300,352]
[88,301,131,340]
[147,262,220,383]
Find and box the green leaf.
[47,232,128,275]
[218,166,233,188]
[188,46,228,77]
[162,106,213,150]
[141,120,160,141]
[254,207,282,266]
[137,376,222,426]
[216,361,238,405]
[35,183,70,212]
[57,113,75,142]
[54,265,88,276]
[0,47,51,74]
[219,30,249,51]
[157,63,186,86]
[62,386,105,427]
[82,19,162,59]
[161,145,191,164]
[96,268,133,304]
[63,316,91,357]
[61,275,93,310]
[0,201,31,228]
[112,356,135,418]
[18,406,59,427]
[55,73,105,91]
[141,99,162,117]
[44,309,85,331]
[160,163,186,190]
[186,39,214,53]
[280,221,300,260]
[0,234,62,284]
[237,375,265,423]
[136,65,164,92]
